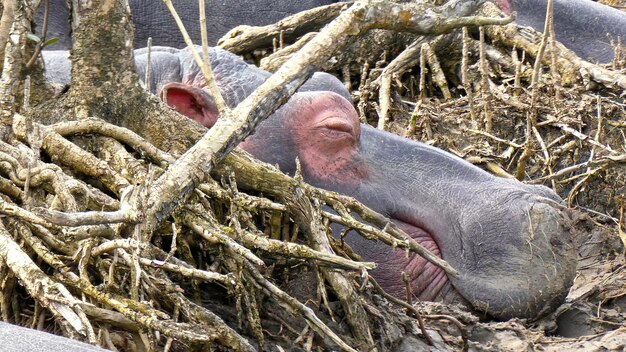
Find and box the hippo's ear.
[160,82,219,128]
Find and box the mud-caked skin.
[502,0,626,63]
[34,0,337,50]
[43,46,577,320]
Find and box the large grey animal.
[0,321,106,352]
[44,46,577,320]
[506,0,626,63]
[36,0,626,62]
[34,0,337,49]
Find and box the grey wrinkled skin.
[40,50,70,86]
[34,0,337,50]
[35,0,626,63]
[42,46,577,320]
[133,46,351,104]
[511,0,626,63]
[0,322,107,352]
[33,0,72,49]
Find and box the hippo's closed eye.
[291,91,360,142]
[280,92,366,181]
[315,113,358,138]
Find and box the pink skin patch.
[391,218,445,301]
[160,82,218,128]
[495,0,513,14]
[285,92,368,183]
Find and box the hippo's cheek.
[293,122,369,183]
[286,92,369,183]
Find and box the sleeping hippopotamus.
[35,0,626,62]
[503,0,626,63]
[43,46,577,320]
[34,0,338,50]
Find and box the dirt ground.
[401,217,625,351]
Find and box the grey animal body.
[0,321,107,352]
[35,0,626,62]
[34,0,337,49]
[510,0,626,62]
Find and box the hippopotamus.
[34,0,337,50]
[502,0,626,63]
[36,0,626,63]
[0,321,106,352]
[42,46,576,320]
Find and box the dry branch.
[11,109,456,350]
[242,259,358,352]
[481,2,626,90]
[186,210,375,271]
[40,127,131,195]
[218,2,348,54]
[214,151,458,277]
[51,118,175,166]
[0,221,95,340]
[285,181,374,347]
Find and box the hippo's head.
[162,79,576,319]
